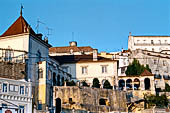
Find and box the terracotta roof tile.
[49,46,93,53]
[140,70,153,76]
[0,15,36,37]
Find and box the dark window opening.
[144,78,150,90]
[56,98,61,113]
[99,98,107,105]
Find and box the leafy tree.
[125,59,152,76]
[66,80,76,86]
[103,80,112,89]
[92,78,100,88]
[81,81,89,87]
[144,94,169,108]
[162,83,170,92]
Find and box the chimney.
[93,49,98,61]
[36,33,43,39]
[69,41,77,47]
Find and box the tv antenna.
[46,27,53,37]
[72,32,74,41]
[35,18,46,34]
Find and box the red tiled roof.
[140,70,153,76]
[0,15,36,37]
[49,46,93,53]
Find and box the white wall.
[76,61,117,86]
[128,36,170,52]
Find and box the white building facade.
[128,33,170,52]
[0,78,32,113]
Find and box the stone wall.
[53,86,127,112]
[0,61,26,80]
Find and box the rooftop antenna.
[35,18,45,34]
[72,32,74,41]
[46,27,53,37]
[20,4,24,16]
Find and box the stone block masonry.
[53,86,127,112]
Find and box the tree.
[103,80,112,89]
[92,78,100,88]
[144,94,169,108]
[125,59,152,76]
[81,81,89,87]
[163,83,170,92]
[66,80,76,86]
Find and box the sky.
[0,0,169,52]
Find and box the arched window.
[118,79,125,90]
[53,72,56,85]
[56,98,61,113]
[126,79,132,90]
[57,75,60,86]
[37,50,41,61]
[144,78,150,90]
[134,78,140,90]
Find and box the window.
[19,105,25,113]
[154,59,157,65]
[14,85,19,92]
[163,60,166,66]
[25,86,28,96]
[5,50,12,61]
[82,67,87,74]
[151,40,154,44]
[102,65,107,73]
[48,70,52,80]
[159,40,161,44]
[121,67,126,74]
[37,50,41,61]
[9,84,14,91]
[20,86,24,95]
[38,68,43,79]
[2,83,7,92]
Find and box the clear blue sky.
[0,0,169,52]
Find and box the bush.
[103,80,112,89]
[92,78,100,88]
[144,94,169,108]
[66,80,76,86]
[81,81,89,87]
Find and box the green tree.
[92,78,100,88]
[103,80,112,89]
[66,80,76,86]
[125,59,152,76]
[81,81,89,87]
[163,83,170,92]
[144,94,169,108]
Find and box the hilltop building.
[128,32,170,52]
[0,11,71,112]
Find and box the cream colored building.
[128,32,170,52]
[51,50,118,87]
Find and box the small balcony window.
[20,86,24,95]
[2,83,7,93]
